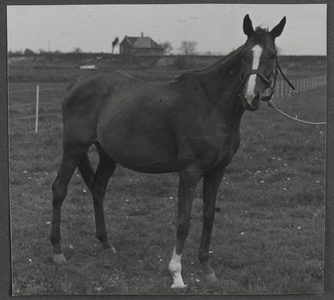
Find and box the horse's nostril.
[244,91,259,106]
[242,91,261,111]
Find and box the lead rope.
[266,100,326,125]
[264,59,326,126]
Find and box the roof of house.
[121,35,162,49]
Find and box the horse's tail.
[62,78,80,111]
[77,152,95,193]
[66,78,78,92]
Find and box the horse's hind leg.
[90,142,117,252]
[50,146,89,265]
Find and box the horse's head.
[240,14,286,111]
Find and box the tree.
[8,50,22,56]
[24,48,35,56]
[161,41,173,55]
[178,41,197,55]
[73,47,83,53]
[39,49,48,55]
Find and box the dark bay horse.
[51,15,287,288]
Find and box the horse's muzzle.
[242,92,261,111]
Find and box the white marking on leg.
[245,45,263,104]
[169,248,186,288]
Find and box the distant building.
[119,33,163,56]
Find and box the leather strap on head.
[241,58,295,102]
[240,69,271,85]
[261,65,278,102]
[275,58,295,90]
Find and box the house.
[119,33,163,56]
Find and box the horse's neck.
[199,46,245,117]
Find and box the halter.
[240,59,326,125]
[241,58,295,102]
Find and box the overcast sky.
[7,4,326,55]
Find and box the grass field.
[9,66,326,295]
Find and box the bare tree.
[161,41,173,55]
[112,37,119,54]
[179,41,197,55]
[73,47,82,53]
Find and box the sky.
[7,4,327,56]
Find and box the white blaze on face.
[244,45,263,104]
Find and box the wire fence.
[9,86,64,133]
[9,75,327,133]
[272,75,327,98]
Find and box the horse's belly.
[119,156,179,174]
[105,145,179,174]
[99,128,179,173]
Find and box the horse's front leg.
[169,165,201,289]
[198,164,226,282]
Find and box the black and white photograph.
[6,2,327,295]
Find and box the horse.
[50,14,288,288]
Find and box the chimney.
[141,32,144,37]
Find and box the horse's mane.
[254,27,280,53]
[190,44,246,76]
[255,26,269,33]
[253,27,269,44]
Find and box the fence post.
[307,78,310,91]
[303,78,305,91]
[35,85,39,134]
[275,81,280,98]
[281,81,284,98]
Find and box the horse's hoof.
[52,253,67,265]
[170,284,188,294]
[205,272,218,283]
[171,283,187,289]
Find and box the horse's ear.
[270,17,286,39]
[243,14,254,38]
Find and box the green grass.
[9,68,325,295]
